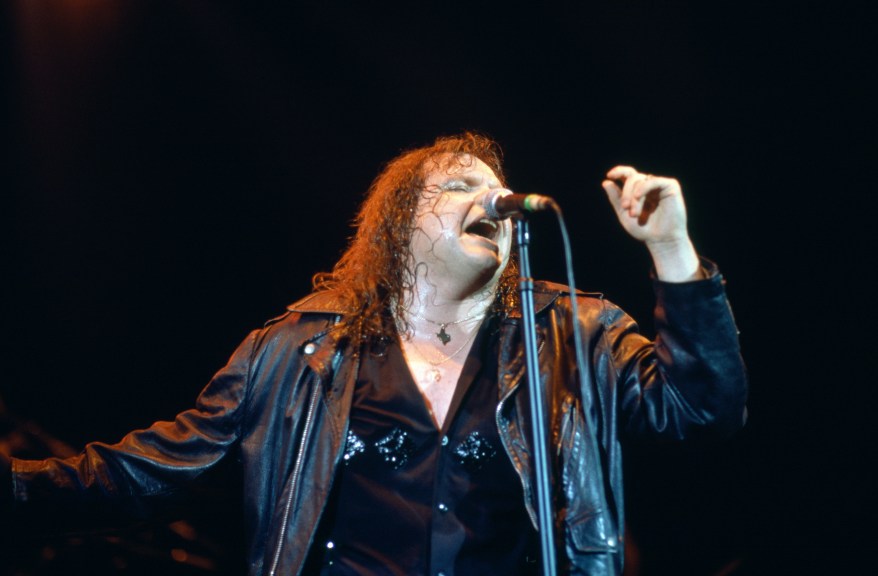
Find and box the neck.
[398,282,494,346]
[396,258,505,344]
[404,278,495,321]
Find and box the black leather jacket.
[4,267,747,575]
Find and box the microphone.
[482,189,556,220]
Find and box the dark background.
[3,1,875,574]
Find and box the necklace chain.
[411,309,485,328]
[410,310,486,345]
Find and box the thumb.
[602,180,623,211]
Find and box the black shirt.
[308,317,538,576]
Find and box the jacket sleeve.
[603,261,748,440]
[2,329,259,520]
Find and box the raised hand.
[602,165,702,282]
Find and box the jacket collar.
[287,290,349,314]
[286,281,572,317]
[505,281,570,319]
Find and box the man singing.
[2,132,747,575]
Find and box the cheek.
[413,211,442,236]
[415,198,458,231]
[501,222,514,251]
[429,212,462,239]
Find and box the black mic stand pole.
[514,217,558,576]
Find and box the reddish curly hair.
[313,132,519,347]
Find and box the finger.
[631,174,664,201]
[629,177,650,218]
[621,173,648,216]
[602,180,623,211]
[651,176,680,198]
[606,165,637,182]
[636,176,680,204]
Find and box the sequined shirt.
[307,317,539,576]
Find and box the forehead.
[422,154,500,185]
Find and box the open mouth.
[465,218,499,241]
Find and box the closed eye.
[439,180,473,193]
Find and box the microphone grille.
[482,188,512,220]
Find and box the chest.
[312,339,537,575]
[401,351,463,428]
[399,337,479,429]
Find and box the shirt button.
[441,435,449,446]
[303,343,316,355]
[437,502,449,512]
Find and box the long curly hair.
[313,132,519,348]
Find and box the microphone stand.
[514,217,558,576]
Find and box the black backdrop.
[3,1,875,574]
